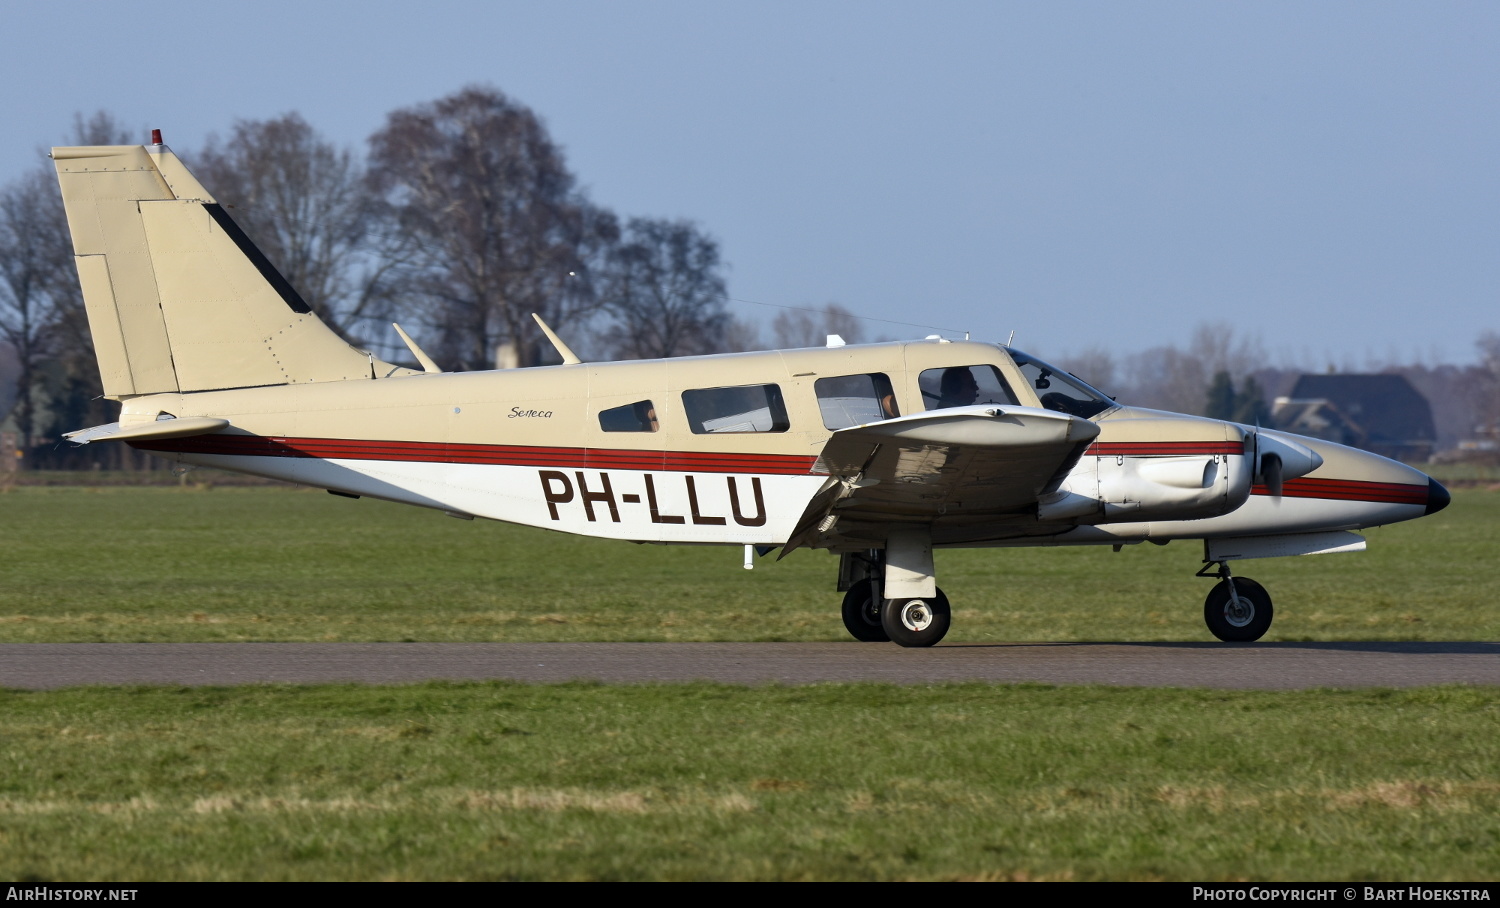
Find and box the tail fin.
[52,138,410,398]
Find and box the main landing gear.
[1197,561,1274,642]
[838,549,952,648]
[840,580,888,642]
[882,589,952,648]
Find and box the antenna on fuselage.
[1006,330,1016,347]
[392,323,444,374]
[532,313,582,365]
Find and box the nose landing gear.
[1198,561,1274,642]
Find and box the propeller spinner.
[1250,429,1321,498]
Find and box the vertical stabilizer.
[52,141,411,398]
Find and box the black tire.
[841,580,889,642]
[1203,577,1273,642]
[880,588,951,648]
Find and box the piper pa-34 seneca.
[52,135,1451,647]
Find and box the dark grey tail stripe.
[202,203,312,314]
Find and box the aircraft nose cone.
[1426,477,1451,515]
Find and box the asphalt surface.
[0,641,1496,690]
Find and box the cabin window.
[682,384,790,434]
[598,400,659,432]
[919,365,1019,410]
[1007,350,1117,418]
[814,373,900,430]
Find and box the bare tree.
[70,111,138,146]
[1056,345,1118,396]
[1113,322,1267,414]
[367,86,618,370]
[771,303,867,349]
[599,218,728,359]
[0,170,71,445]
[1189,322,1265,380]
[195,114,383,339]
[719,315,767,353]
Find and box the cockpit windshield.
[1007,349,1117,419]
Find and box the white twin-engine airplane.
[53,135,1451,647]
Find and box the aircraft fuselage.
[116,340,1444,552]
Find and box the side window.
[814,373,900,430]
[918,365,1019,410]
[599,400,658,432]
[682,384,790,434]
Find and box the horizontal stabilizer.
[64,416,230,445]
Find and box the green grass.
[1,486,1497,642]
[3,484,819,642]
[0,682,1495,881]
[2,487,1497,881]
[1422,462,1500,484]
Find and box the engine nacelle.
[1038,417,1254,523]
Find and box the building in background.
[1272,374,1437,463]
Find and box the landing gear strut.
[1197,561,1274,642]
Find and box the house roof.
[1284,374,1435,443]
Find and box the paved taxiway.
[0,642,1495,689]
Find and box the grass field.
[0,682,1496,881]
[0,485,1497,643]
[2,484,1497,880]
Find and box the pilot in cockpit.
[936,367,980,408]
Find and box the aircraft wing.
[781,405,1100,555]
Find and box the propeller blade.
[1261,452,1284,498]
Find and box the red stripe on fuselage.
[1251,477,1429,505]
[131,434,820,475]
[1087,441,1246,456]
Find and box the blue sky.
[5,1,1497,364]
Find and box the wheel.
[1203,577,1273,642]
[841,580,889,642]
[880,588,951,648]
